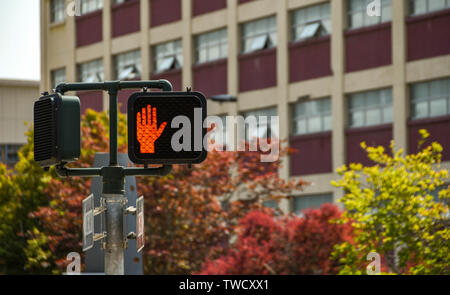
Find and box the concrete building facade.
[0,79,39,167]
[40,0,450,213]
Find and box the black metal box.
[34,93,81,167]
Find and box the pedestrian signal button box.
[33,93,81,167]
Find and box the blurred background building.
[39,0,450,213]
[0,79,39,167]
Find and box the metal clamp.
[94,232,106,242]
[125,206,136,215]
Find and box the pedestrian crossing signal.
[33,93,81,167]
[127,91,207,165]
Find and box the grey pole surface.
[85,153,143,275]
[104,194,125,275]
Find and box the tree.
[331,130,450,275]
[15,109,306,274]
[24,110,128,273]
[0,125,50,274]
[198,204,352,275]
[138,141,306,274]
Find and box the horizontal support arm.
[55,164,172,178]
[55,166,102,177]
[55,79,173,94]
[124,165,172,177]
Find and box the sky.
[0,0,40,81]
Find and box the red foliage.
[30,111,307,274]
[29,117,109,270]
[198,204,352,275]
[137,143,306,274]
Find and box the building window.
[78,59,104,83]
[294,193,333,216]
[50,0,66,23]
[80,0,103,15]
[348,88,392,128]
[411,78,450,120]
[51,68,66,88]
[263,199,278,209]
[195,29,228,64]
[241,16,277,54]
[409,0,450,15]
[0,144,22,167]
[347,0,392,29]
[243,107,278,141]
[291,2,331,42]
[114,50,141,80]
[208,115,230,148]
[292,98,331,135]
[153,40,183,73]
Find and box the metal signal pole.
[54,80,173,275]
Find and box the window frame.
[263,199,279,209]
[293,193,333,216]
[242,107,278,141]
[80,0,103,15]
[0,144,22,167]
[195,28,228,65]
[51,68,66,88]
[410,78,450,120]
[50,0,66,24]
[114,49,141,80]
[348,88,393,128]
[208,114,231,149]
[408,0,450,16]
[153,39,183,74]
[347,0,392,30]
[292,98,332,136]
[78,59,104,83]
[241,16,277,54]
[291,2,331,42]
[113,0,128,5]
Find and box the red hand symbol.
[136,105,167,154]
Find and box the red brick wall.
[76,10,102,47]
[117,89,137,114]
[408,115,450,161]
[289,36,332,83]
[78,91,103,113]
[151,69,183,91]
[345,23,392,72]
[150,0,181,27]
[346,124,393,166]
[239,48,277,92]
[193,59,227,97]
[290,132,332,176]
[112,0,140,38]
[407,8,450,61]
[193,0,226,16]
